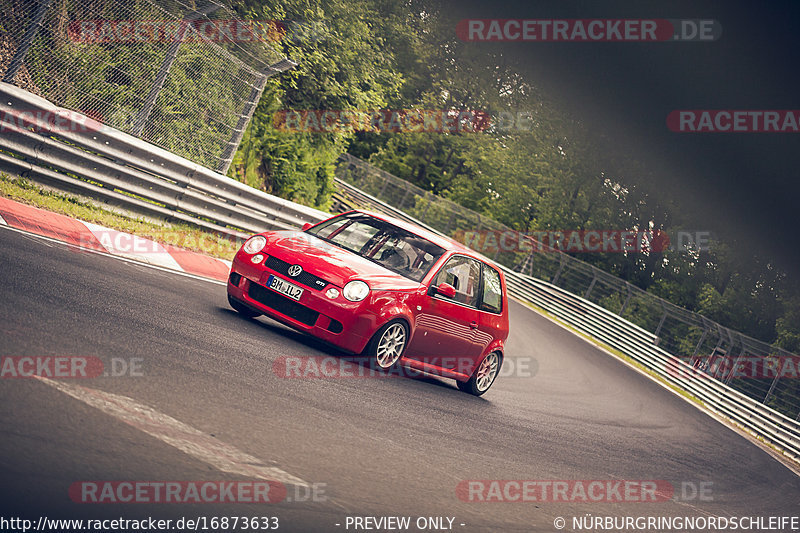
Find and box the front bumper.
[227,253,375,354]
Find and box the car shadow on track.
[217,306,492,400]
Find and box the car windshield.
[306,213,446,282]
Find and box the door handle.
[469,321,478,329]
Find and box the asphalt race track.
[1,226,798,532]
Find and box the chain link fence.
[1,0,293,172]
[336,153,800,420]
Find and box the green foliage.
[228,0,404,208]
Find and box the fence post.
[692,325,709,357]
[513,252,532,274]
[378,173,390,199]
[654,302,668,339]
[551,253,566,285]
[131,3,220,137]
[217,59,297,175]
[397,181,411,210]
[619,284,632,315]
[443,211,455,235]
[584,268,598,300]
[420,192,432,223]
[763,371,781,406]
[3,0,54,84]
[724,341,745,385]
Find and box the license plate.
[266,275,304,301]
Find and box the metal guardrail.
[502,270,800,463]
[335,171,800,463]
[335,152,800,425]
[1,82,797,464]
[0,82,327,240]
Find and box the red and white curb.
[0,196,233,282]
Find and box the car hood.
[262,231,423,290]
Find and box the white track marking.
[82,221,185,272]
[37,377,308,487]
[0,213,6,225]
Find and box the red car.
[226,210,510,395]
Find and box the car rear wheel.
[228,294,261,318]
[365,320,408,371]
[457,352,502,396]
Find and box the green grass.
[0,173,242,260]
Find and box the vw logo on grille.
[287,264,303,277]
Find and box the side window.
[434,256,481,307]
[480,264,503,314]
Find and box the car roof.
[340,209,499,266]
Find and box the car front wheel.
[457,352,502,396]
[365,320,408,371]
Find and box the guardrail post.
[3,0,54,84]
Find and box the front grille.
[247,282,320,327]
[264,256,329,291]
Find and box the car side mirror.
[429,282,456,299]
[301,222,312,231]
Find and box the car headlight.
[343,280,370,302]
[243,235,266,254]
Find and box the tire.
[363,320,409,371]
[457,352,502,396]
[228,294,261,318]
